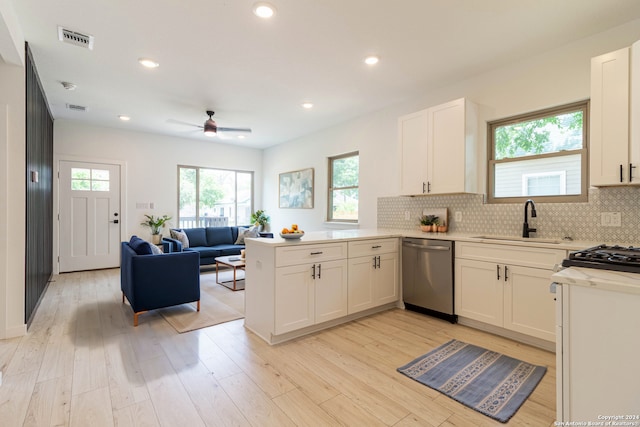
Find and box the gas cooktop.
[562,244,640,273]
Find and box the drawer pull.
[310,251,323,255]
[372,245,382,249]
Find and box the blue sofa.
[121,239,200,326]
[164,226,252,266]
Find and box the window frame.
[177,165,254,228]
[327,151,359,223]
[487,100,589,204]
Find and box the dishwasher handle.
[402,242,450,251]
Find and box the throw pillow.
[150,243,162,255]
[170,229,190,249]
[129,235,153,255]
[234,226,259,244]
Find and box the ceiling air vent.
[57,26,94,50]
[66,104,87,112]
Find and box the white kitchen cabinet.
[552,269,640,421]
[590,44,640,186]
[274,258,348,334]
[398,98,479,195]
[455,242,565,342]
[398,109,429,195]
[347,238,399,314]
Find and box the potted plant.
[141,214,172,244]
[251,209,270,231]
[419,215,439,232]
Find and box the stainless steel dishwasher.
[402,238,456,323]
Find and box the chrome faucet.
[522,199,537,238]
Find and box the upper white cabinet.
[399,98,479,195]
[590,43,640,186]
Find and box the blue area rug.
[397,339,546,423]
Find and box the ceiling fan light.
[204,119,217,136]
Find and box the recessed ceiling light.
[253,2,276,18]
[302,102,314,109]
[364,55,380,65]
[118,115,131,121]
[138,58,159,68]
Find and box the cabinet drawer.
[348,238,398,258]
[276,242,347,267]
[456,241,566,270]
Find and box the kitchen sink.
[472,235,562,244]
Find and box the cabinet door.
[427,98,465,194]
[347,256,375,314]
[590,47,630,186]
[275,264,314,334]
[315,259,348,324]
[374,252,399,305]
[399,110,428,195]
[503,265,555,341]
[455,258,503,326]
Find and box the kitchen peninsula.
[244,230,402,344]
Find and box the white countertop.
[247,228,598,251]
[552,267,640,295]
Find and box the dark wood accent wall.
[25,43,54,326]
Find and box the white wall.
[54,121,263,254]
[0,0,26,339]
[0,61,26,338]
[262,19,640,233]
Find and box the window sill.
[323,221,359,230]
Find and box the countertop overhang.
[245,228,599,251]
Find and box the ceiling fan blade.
[217,127,252,133]
[166,118,203,128]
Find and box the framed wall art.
[279,168,314,208]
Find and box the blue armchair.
[121,241,201,326]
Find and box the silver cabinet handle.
[311,264,316,279]
[310,251,323,255]
[504,265,509,282]
[496,265,501,281]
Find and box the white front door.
[59,160,121,272]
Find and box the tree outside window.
[488,101,588,203]
[178,166,253,227]
[328,152,359,222]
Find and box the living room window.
[178,166,253,228]
[328,152,359,222]
[488,100,588,203]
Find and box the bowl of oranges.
[280,224,304,239]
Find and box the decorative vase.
[437,225,448,232]
[420,225,432,232]
[151,234,162,244]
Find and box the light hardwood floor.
[0,268,556,426]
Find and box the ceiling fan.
[167,110,252,138]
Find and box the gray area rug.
[397,339,546,423]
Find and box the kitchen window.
[328,152,359,222]
[488,100,588,203]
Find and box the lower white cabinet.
[455,242,565,342]
[245,237,399,344]
[274,259,348,334]
[348,252,398,314]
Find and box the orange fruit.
[281,228,289,234]
[291,224,298,230]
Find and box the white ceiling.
[10,0,640,149]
